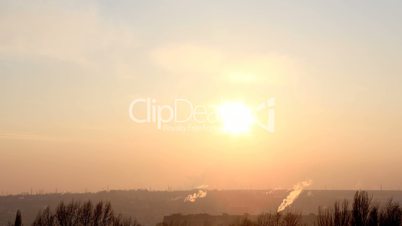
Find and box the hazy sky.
[1,0,402,194]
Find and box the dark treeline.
[316,191,401,226]
[9,191,402,226]
[10,200,140,226]
[235,212,303,226]
[233,191,401,226]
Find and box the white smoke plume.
[277,180,312,212]
[184,190,207,203]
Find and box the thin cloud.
[150,43,299,85]
[0,2,139,67]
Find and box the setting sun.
[217,102,255,134]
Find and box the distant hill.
[0,190,401,226]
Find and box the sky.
[1,0,402,194]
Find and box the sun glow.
[218,102,255,134]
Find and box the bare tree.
[334,201,350,226]
[78,200,93,226]
[93,201,104,226]
[257,213,279,226]
[317,207,333,226]
[367,205,378,226]
[238,216,255,226]
[103,202,114,226]
[32,200,140,226]
[379,199,401,226]
[281,212,302,226]
[351,191,371,226]
[33,207,55,226]
[254,212,302,226]
[15,210,22,226]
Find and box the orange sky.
[1,0,402,194]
